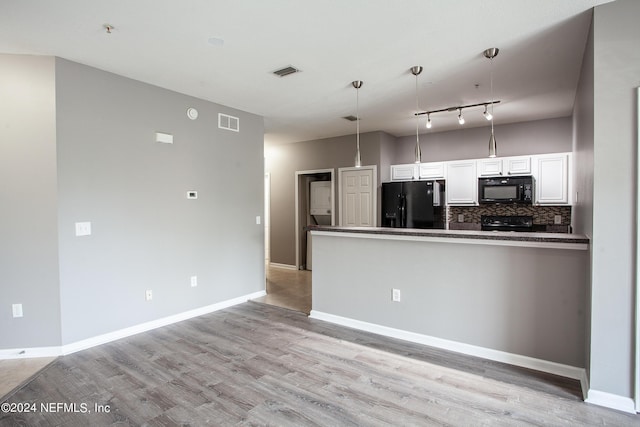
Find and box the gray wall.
[394,117,572,163]
[0,55,265,349]
[265,132,385,266]
[589,0,640,400]
[0,55,62,348]
[572,7,594,382]
[267,118,573,267]
[312,233,588,367]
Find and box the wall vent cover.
[343,115,358,122]
[218,113,239,132]
[272,66,300,77]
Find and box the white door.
[339,167,376,227]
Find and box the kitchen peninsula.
[309,225,590,390]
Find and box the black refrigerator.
[381,181,445,229]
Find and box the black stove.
[481,215,533,232]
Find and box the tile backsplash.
[448,205,571,226]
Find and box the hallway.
[253,265,312,314]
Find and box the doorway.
[294,169,335,270]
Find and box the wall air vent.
[218,113,239,132]
[343,115,358,122]
[272,66,300,77]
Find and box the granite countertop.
[306,225,590,248]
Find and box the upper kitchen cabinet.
[477,156,531,177]
[390,164,418,181]
[533,153,571,205]
[418,161,445,180]
[446,160,477,205]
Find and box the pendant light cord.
[356,86,360,153]
[415,73,419,145]
[490,56,494,134]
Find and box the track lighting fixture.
[416,100,500,128]
[352,80,363,167]
[483,105,493,121]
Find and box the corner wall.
[588,0,640,410]
[0,54,62,349]
[0,54,265,351]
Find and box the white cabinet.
[446,161,477,205]
[477,159,503,176]
[477,156,531,177]
[533,153,570,205]
[390,164,418,181]
[419,162,445,179]
[506,157,531,175]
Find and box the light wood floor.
[0,264,308,404]
[2,302,638,426]
[0,357,56,399]
[253,264,312,314]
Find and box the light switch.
[75,222,92,236]
[256,215,261,225]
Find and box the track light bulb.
[483,105,493,121]
[426,117,432,129]
[457,109,465,125]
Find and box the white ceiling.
[0,0,611,145]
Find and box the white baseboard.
[268,262,298,270]
[0,347,62,359]
[0,290,266,360]
[309,310,587,386]
[586,389,636,414]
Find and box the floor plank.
[1,302,638,426]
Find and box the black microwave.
[478,176,534,204]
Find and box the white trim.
[311,230,588,251]
[309,310,587,388]
[294,169,335,269]
[635,86,640,413]
[0,346,62,359]
[0,291,266,360]
[586,389,637,414]
[268,262,297,270]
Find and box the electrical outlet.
[457,214,464,223]
[392,289,401,302]
[554,215,562,225]
[12,303,23,318]
[190,276,198,287]
[145,290,153,301]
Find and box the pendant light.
[352,80,363,167]
[411,66,423,164]
[484,47,499,158]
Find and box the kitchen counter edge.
[307,226,589,250]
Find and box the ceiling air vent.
[272,66,300,77]
[343,115,358,122]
